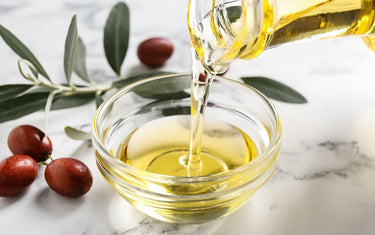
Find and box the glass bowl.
[91,74,282,223]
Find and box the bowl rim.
[91,73,282,182]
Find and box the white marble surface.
[1,0,375,234]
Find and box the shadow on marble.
[106,193,224,235]
[34,187,85,214]
[0,191,26,210]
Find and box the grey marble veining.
[1,0,375,234]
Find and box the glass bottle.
[188,0,375,73]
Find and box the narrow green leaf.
[51,92,95,110]
[24,86,54,94]
[64,15,78,85]
[95,93,104,108]
[0,93,49,123]
[112,71,174,89]
[0,25,50,80]
[162,106,191,116]
[74,37,90,83]
[21,59,39,78]
[0,84,33,102]
[64,126,91,140]
[135,99,190,115]
[113,72,189,100]
[132,74,191,100]
[104,2,130,75]
[226,6,242,23]
[241,76,308,103]
[0,90,96,123]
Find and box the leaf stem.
[17,59,42,84]
[18,58,113,94]
[17,58,114,132]
[48,155,54,162]
[44,90,60,136]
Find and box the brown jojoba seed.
[8,125,53,162]
[137,37,174,67]
[0,154,39,197]
[44,158,93,198]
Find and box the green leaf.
[0,25,50,80]
[52,92,95,110]
[113,72,189,100]
[226,6,242,23]
[24,86,54,94]
[0,93,49,123]
[132,74,191,100]
[64,126,91,140]
[135,99,190,116]
[112,71,174,89]
[162,106,190,116]
[74,37,90,83]
[19,58,39,78]
[95,93,104,108]
[241,76,308,103]
[0,89,96,123]
[104,2,130,75]
[0,84,33,102]
[64,15,78,85]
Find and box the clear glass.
[91,74,282,223]
[188,0,375,73]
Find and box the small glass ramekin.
[92,74,282,224]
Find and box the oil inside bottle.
[188,0,375,72]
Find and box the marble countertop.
[1,0,375,234]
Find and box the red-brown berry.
[137,37,174,67]
[0,154,39,197]
[8,125,53,162]
[44,158,92,198]
[198,73,207,82]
